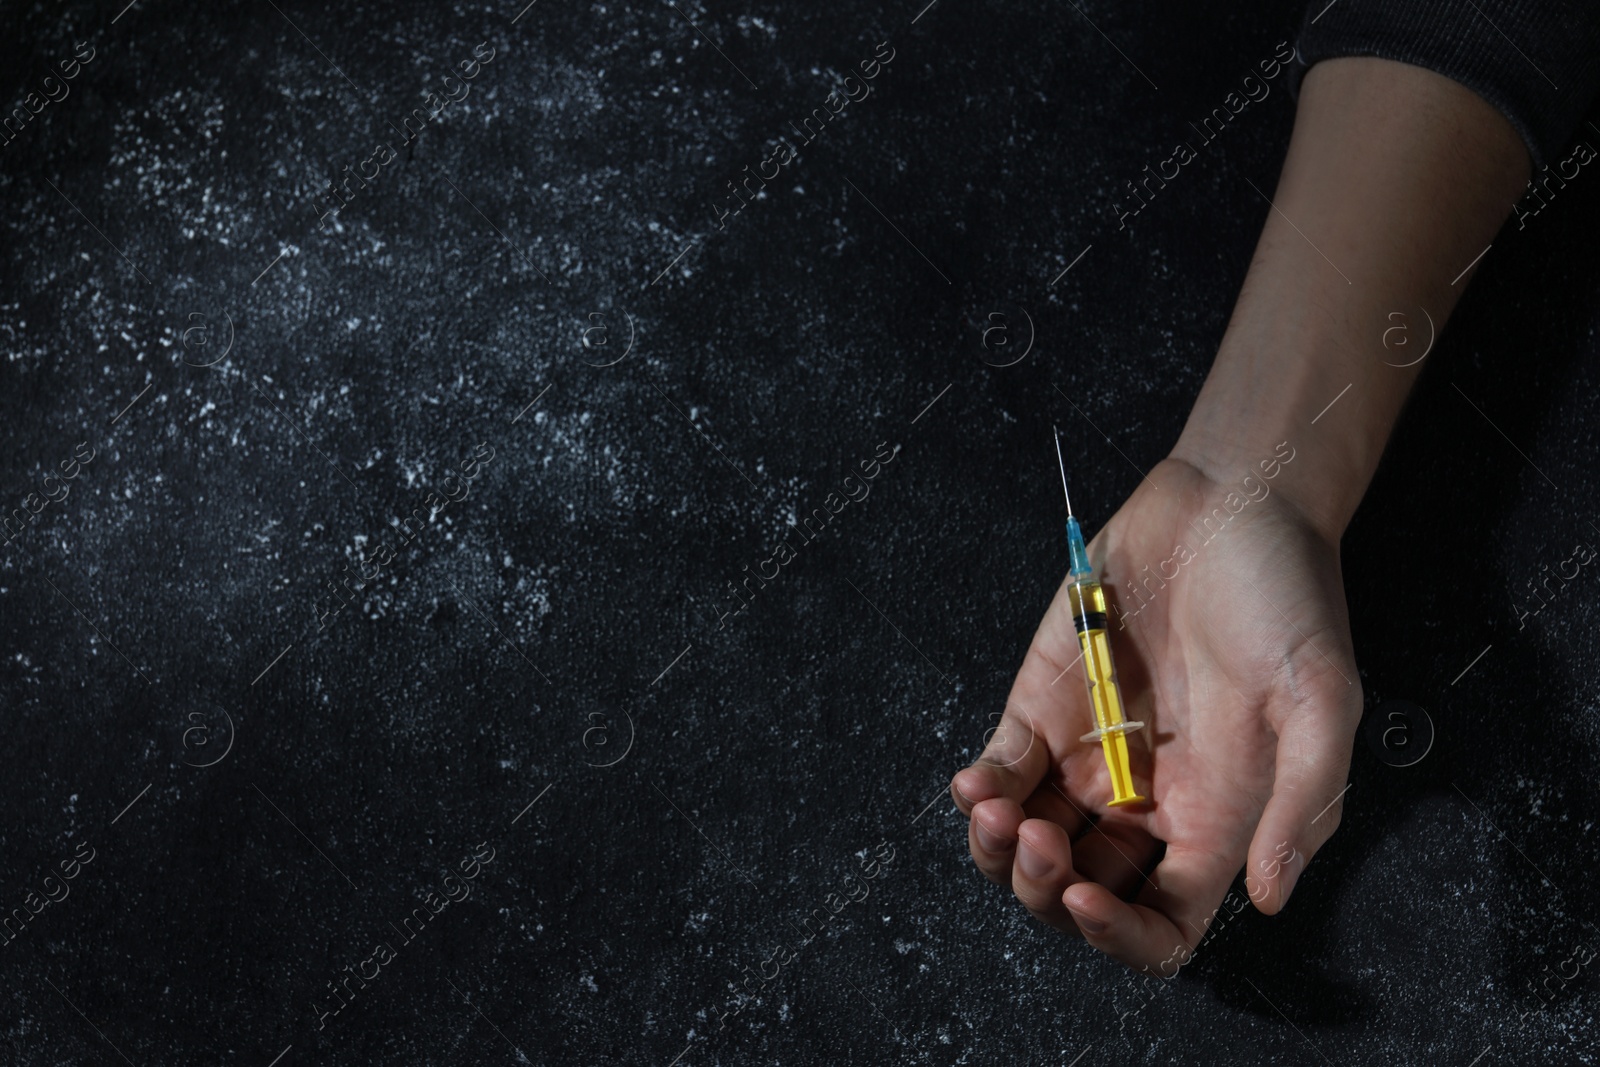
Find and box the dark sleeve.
[1290,0,1600,170]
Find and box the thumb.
[950,702,1050,815]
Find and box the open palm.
[951,457,1363,971]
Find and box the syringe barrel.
[1066,576,1145,807]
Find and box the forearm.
[1170,56,1530,542]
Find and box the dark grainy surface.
[0,1,1597,1064]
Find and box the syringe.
[1053,428,1147,807]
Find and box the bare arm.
[1173,55,1530,546]
[952,56,1533,971]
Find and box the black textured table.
[2,2,1597,1064]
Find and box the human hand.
[949,456,1362,971]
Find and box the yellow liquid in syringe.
[1066,577,1146,806]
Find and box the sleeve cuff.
[1288,0,1600,172]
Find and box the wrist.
[1168,436,1355,550]
[1168,57,1530,547]
[1169,331,1380,547]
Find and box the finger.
[1011,818,1084,933]
[967,798,1026,889]
[1020,782,1090,841]
[1062,843,1239,971]
[951,702,1051,815]
[1246,687,1361,914]
[1028,776,1156,881]
[1068,820,1163,900]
